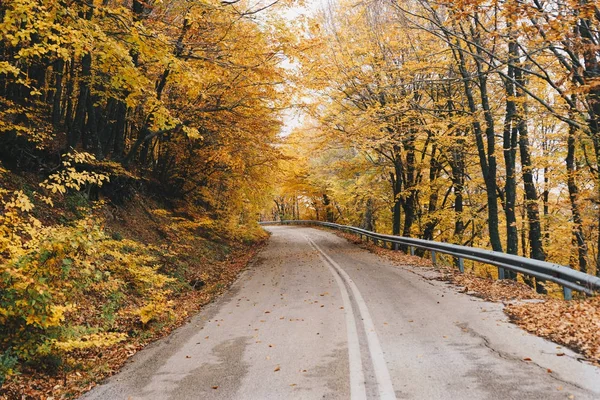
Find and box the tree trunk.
[566,123,588,273]
[503,36,519,268]
[401,132,417,238]
[422,146,441,241]
[450,27,503,253]
[361,198,375,232]
[52,59,64,127]
[390,148,403,235]
[68,52,91,149]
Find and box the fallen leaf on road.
[274,366,280,372]
[212,386,219,390]
[523,357,532,361]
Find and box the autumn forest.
[1,0,600,397]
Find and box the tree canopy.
[269,0,600,281]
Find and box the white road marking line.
[306,236,367,400]
[307,236,397,400]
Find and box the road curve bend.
[81,226,600,400]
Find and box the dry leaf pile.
[506,298,600,365]
[450,274,543,301]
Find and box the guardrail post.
[563,287,572,301]
[431,250,437,265]
[393,242,399,251]
[498,267,505,280]
[410,246,415,256]
[457,257,464,273]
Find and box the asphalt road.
[82,226,600,400]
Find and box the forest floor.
[333,230,600,367]
[0,171,268,399]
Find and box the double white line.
[306,236,396,400]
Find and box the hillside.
[0,0,283,397]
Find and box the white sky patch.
[268,0,332,136]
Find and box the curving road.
[82,226,600,400]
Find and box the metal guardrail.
[260,220,600,300]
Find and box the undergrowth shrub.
[0,217,175,380]
[0,156,265,386]
[0,350,17,386]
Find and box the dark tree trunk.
[401,132,417,238]
[323,194,334,222]
[63,60,74,128]
[390,147,403,236]
[361,198,375,232]
[68,52,91,149]
[566,123,588,273]
[449,24,503,253]
[503,36,519,268]
[52,59,65,127]
[422,146,441,241]
[113,101,128,159]
[450,141,465,239]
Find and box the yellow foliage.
[0,213,176,367]
[40,151,110,195]
[53,332,127,352]
[138,294,174,325]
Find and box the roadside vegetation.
[0,0,284,397]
